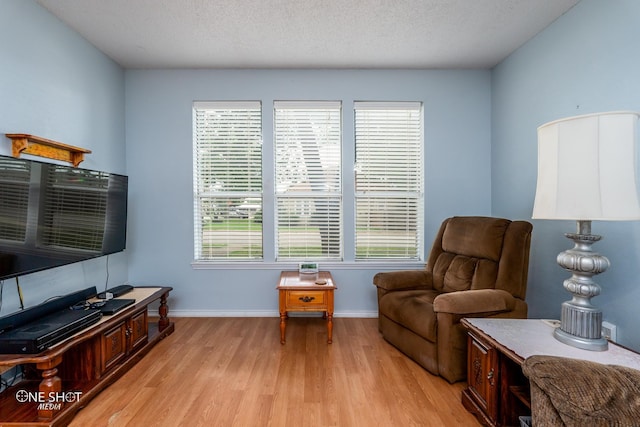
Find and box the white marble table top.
[464,318,640,370]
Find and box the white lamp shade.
[532,111,640,221]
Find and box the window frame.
[353,101,425,261]
[191,99,425,269]
[273,100,343,261]
[192,101,264,262]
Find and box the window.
[354,102,424,260]
[193,101,263,260]
[274,101,342,260]
[192,99,424,265]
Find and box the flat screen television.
[0,155,127,280]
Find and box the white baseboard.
[161,309,378,318]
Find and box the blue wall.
[492,0,640,349]
[0,1,493,319]
[5,0,639,350]
[124,69,492,316]
[0,0,126,315]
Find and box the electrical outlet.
[602,321,617,342]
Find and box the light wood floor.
[69,317,481,426]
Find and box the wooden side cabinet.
[463,332,499,425]
[462,318,640,427]
[461,319,532,427]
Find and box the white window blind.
[193,101,263,260]
[274,101,342,260]
[354,101,424,260]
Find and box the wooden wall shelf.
[5,133,91,167]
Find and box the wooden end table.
[277,271,337,344]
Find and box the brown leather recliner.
[373,216,532,383]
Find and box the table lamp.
[532,111,640,351]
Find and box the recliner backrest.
[426,216,532,298]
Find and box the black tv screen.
[0,155,127,280]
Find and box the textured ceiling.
[37,0,580,69]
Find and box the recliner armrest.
[433,289,516,315]
[373,269,432,292]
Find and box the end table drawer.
[287,290,326,308]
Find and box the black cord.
[16,276,24,310]
[0,365,22,392]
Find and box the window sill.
[191,261,425,270]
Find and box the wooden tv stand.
[0,286,174,426]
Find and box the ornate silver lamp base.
[553,220,609,351]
